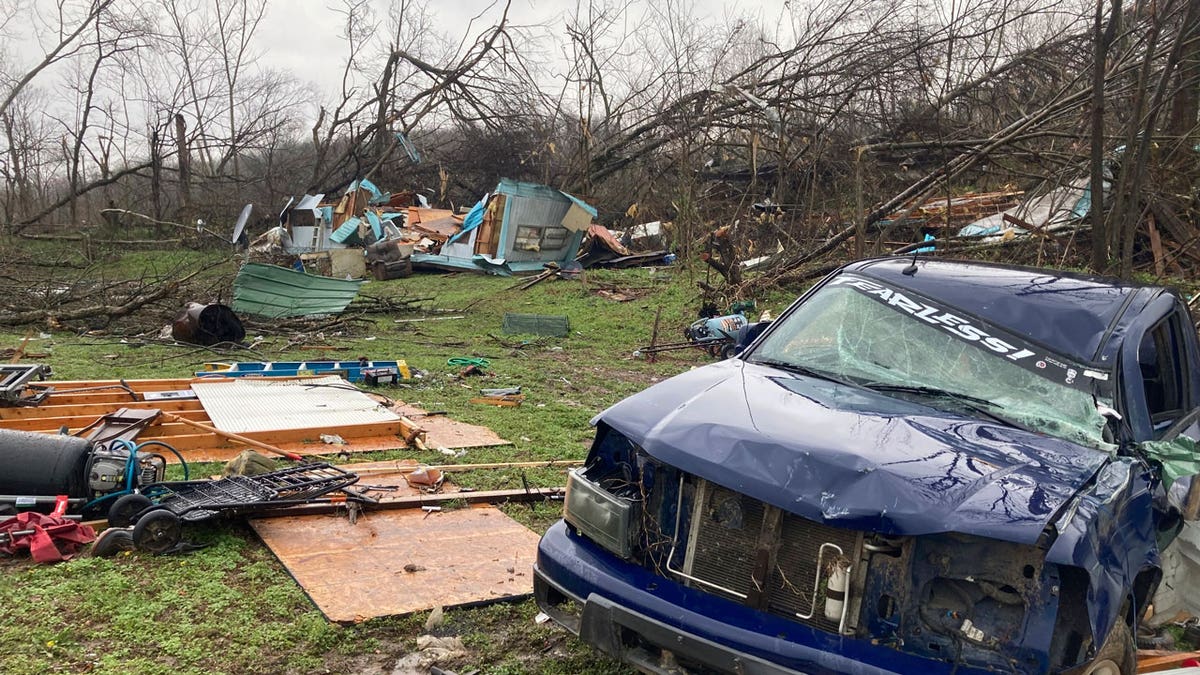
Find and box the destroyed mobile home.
[253,177,598,278]
[536,257,1200,674]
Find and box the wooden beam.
[1136,649,1200,673]
[254,486,566,518]
[0,399,202,421]
[345,459,583,477]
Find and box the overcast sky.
[254,0,763,95]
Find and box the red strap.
[51,495,69,517]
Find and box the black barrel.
[0,429,92,497]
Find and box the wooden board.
[250,505,541,623]
[0,378,411,463]
[1137,650,1200,673]
[0,377,509,464]
[392,403,509,449]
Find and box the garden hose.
[447,357,490,369]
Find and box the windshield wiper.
[861,383,991,407]
[861,383,1026,430]
[750,358,862,389]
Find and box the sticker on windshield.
[828,275,1102,391]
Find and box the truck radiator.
[674,480,861,634]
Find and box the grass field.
[0,244,801,675]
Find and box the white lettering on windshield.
[828,275,1035,362]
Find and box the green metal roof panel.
[232,263,364,318]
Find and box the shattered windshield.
[749,275,1112,450]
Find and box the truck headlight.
[564,468,640,559]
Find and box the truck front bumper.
[535,519,999,675]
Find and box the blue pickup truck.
[535,257,1200,674]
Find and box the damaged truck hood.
[599,360,1110,545]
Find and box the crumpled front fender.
[1047,457,1160,647]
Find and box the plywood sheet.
[392,403,509,449]
[192,376,401,433]
[251,505,540,623]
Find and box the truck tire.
[1083,619,1135,675]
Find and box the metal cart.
[106,463,359,553]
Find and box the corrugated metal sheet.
[232,263,363,318]
[329,216,361,244]
[503,192,574,263]
[191,376,400,434]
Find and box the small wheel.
[108,493,153,528]
[720,343,738,360]
[132,509,182,554]
[92,528,135,557]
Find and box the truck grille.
[677,480,861,634]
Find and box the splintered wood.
[250,505,542,623]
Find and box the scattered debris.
[0,512,95,563]
[636,308,750,360]
[390,635,468,675]
[405,466,444,489]
[222,450,278,477]
[594,288,639,302]
[0,376,428,464]
[502,313,569,337]
[480,387,521,397]
[470,393,525,407]
[393,315,465,324]
[577,223,670,268]
[411,178,597,276]
[510,262,563,290]
[425,607,445,631]
[0,364,51,404]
